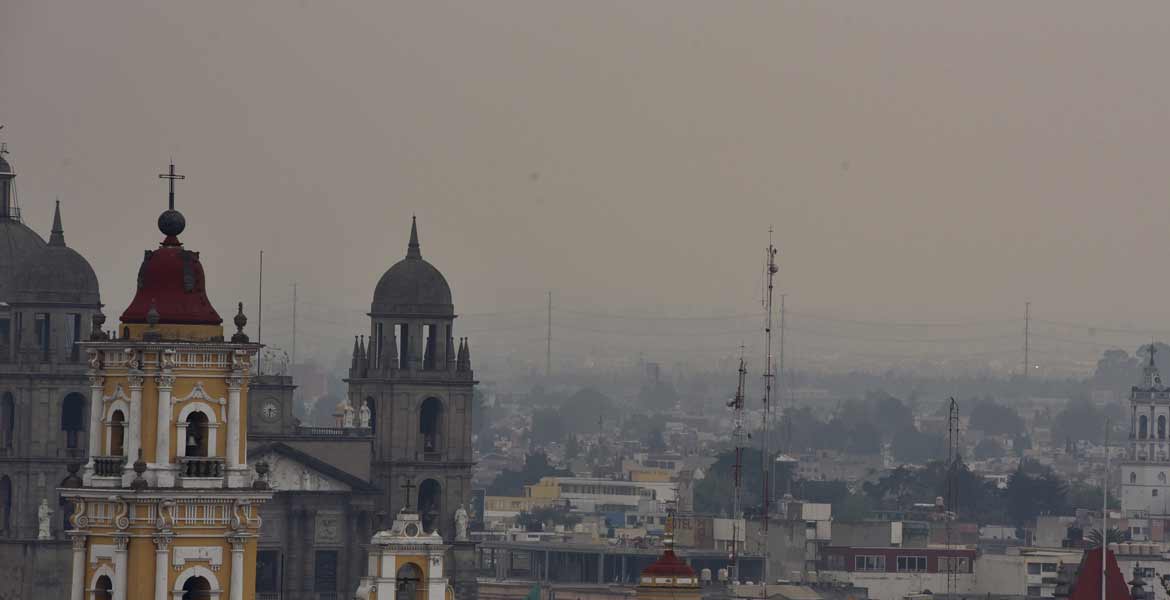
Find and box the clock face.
[405,523,420,537]
[262,401,279,421]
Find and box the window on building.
[34,313,50,359]
[1028,563,1042,575]
[314,550,338,594]
[422,324,437,370]
[110,410,126,456]
[0,475,11,536]
[185,412,209,457]
[396,324,409,370]
[1028,586,1042,597]
[939,557,970,573]
[0,392,13,449]
[0,318,10,359]
[182,575,211,600]
[1042,563,1057,573]
[257,550,281,594]
[1132,472,1139,484]
[94,575,113,600]
[67,313,81,361]
[1141,415,1149,439]
[896,556,928,572]
[855,555,886,572]
[1154,489,1159,497]
[420,397,442,453]
[61,393,86,449]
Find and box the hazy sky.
[3,2,1170,374]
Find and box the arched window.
[396,563,425,600]
[1132,472,1138,484]
[420,398,442,453]
[1160,472,1167,484]
[1140,415,1149,440]
[109,410,126,457]
[185,412,209,457]
[182,575,212,600]
[94,575,113,600]
[418,478,442,534]
[61,392,86,449]
[0,476,10,536]
[0,392,13,449]
[366,397,377,433]
[1160,415,1166,440]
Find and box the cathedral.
[246,217,478,600]
[0,142,103,543]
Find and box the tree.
[973,438,1005,460]
[969,399,1025,437]
[1086,527,1125,548]
[891,426,944,465]
[487,451,572,496]
[530,409,567,447]
[694,448,764,515]
[1093,349,1140,390]
[1005,460,1068,526]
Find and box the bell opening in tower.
[423,324,437,370]
[373,322,384,370]
[396,323,408,370]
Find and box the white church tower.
[1121,348,1170,526]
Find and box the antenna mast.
[729,350,747,584]
[946,397,960,597]
[760,231,779,589]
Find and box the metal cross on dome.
[159,162,185,211]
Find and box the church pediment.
[251,442,376,493]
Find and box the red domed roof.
[641,549,696,578]
[120,233,222,325]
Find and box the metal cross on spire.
[159,163,185,210]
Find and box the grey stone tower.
[346,217,475,539]
[0,143,103,545]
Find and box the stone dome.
[371,217,453,316]
[0,218,47,302]
[12,203,100,306]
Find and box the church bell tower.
[346,217,475,540]
[62,164,272,600]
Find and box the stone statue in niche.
[37,499,53,540]
[454,504,469,541]
[359,403,371,429]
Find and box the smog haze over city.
[5,2,1170,378]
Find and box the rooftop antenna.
[760,228,779,591]
[727,345,748,584]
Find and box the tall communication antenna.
[760,232,779,589]
[728,350,748,584]
[1023,302,1031,378]
[945,397,960,597]
[546,291,552,378]
[1102,416,1110,600]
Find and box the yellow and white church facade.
[61,166,272,600]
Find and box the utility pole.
[546,291,552,378]
[291,282,298,367]
[1102,416,1110,600]
[257,250,264,375]
[1023,301,1031,378]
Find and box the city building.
[1122,351,1170,522]
[61,168,272,600]
[0,142,103,543]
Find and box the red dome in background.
[120,234,222,326]
[641,549,697,578]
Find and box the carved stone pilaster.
[227,534,247,551]
[226,375,244,390]
[112,533,130,551]
[127,374,145,390]
[156,374,176,390]
[88,375,105,388]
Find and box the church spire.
[406,215,421,259]
[48,199,65,246]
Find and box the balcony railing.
[180,456,225,478]
[93,456,126,477]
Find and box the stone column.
[113,533,129,600]
[153,533,172,600]
[226,375,242,469]
[155,374,175,486]
[127,374,144,464]
[86,375,104,460]
[229,535,246,600]
[69,532,87,600]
